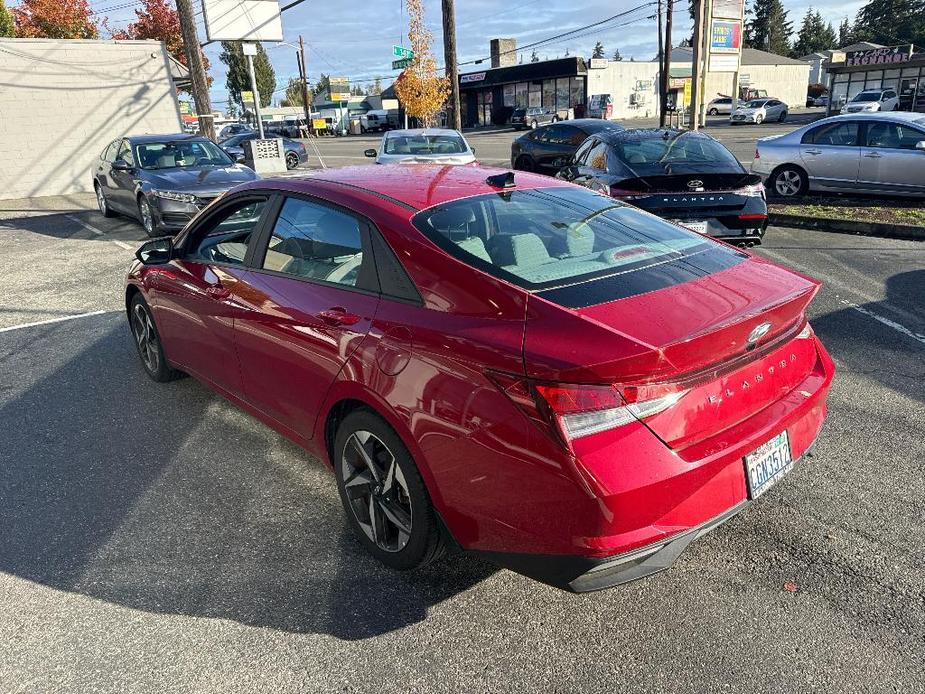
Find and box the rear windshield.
[384,134,468,155]
[609,133,742,176]
[412,187,744,301]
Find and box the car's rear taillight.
[608,186,646,201]
[735,182,765,198]
[489,374,688,445]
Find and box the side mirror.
[470,147,476,155]
[364,148,377,158]
[135,237,173,265]
[234,153,245,162]
[552,156,570,169]
[112,159,133,171]
[916,141,925,151]
[559,165,580,180]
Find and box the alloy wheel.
[132,303,160,373]
[340,430,413,553]
[139,198,155,235]
[96,186,107,215]
[774,170,803,197]
[286,152,299,169]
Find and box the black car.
[511,106,559,130]
[511,119,625,175]
[556,128,768,244]
[93,134,259,236]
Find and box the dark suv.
[511,106,559,130]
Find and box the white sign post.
[202,0,284,42]
[242,42,265,138]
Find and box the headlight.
[152,190,197,204]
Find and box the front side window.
[413,187,739,299]
[383,134,468,155]
[189,199,267,266]
[866,122,925,149]
[261,197,365,287]
[117,139,135,166]
[745,100,767,108]
[802,121,860,146]
[101,140,119,162]
[135,139,233,170]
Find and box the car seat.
[427,206,477,241]
[456,236,492,263]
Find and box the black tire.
[551,115,560,123]
[334,409,445,571]
[769,165,808,198]
[129,294,182,382]
[778,110,788,122]
[514,155,534,172]
[708,108,718,116]
[137,196,158,237]
[95,182,116,218]
[285,151,299,169]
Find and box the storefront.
[458,57,587,127]
[824,45,925,114]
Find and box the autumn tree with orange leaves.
[395,0,449,127]
[13,0,98,38]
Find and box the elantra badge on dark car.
[125,165,834,592]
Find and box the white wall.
[585,62,663,119]
[0,39,182,200]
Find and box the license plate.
[744,430,793,499]
[679,221,708,234]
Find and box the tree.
[837,17,853,46]
[0,0,14,37]
[219,41,276,110]
[530,50,539,62]
[612,48,623,61]
[366,77,383,95]
[852,0,925,48]
[279,77,306,107]
[351,84,364,96]
[745,0,793,55]
[314,73,330,100]
[792,8,837,56]
[12,0,97,38]
[110,0,211,93]
[591,41,605,58]
[226,94,239,119]
[394,0,449,126]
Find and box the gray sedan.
[751,112,925,198]
[364,128,476,165]
[730,98,788,124]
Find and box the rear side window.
[866,121,925,149]
[802,121,860,146]
[412,187,744,304]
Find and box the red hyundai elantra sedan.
[125,165,834,592]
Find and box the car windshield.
[413,187,731,293]
[135,140,233,169]
[610,132,741,175]
[744,100,767,108]
[513,109,527,116]
[384,134,468,155]
[853,91,882,102]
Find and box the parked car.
[125,164,835,592]
[556,128,769,243]
[364,128,476,165]
[360,109,395,133]
[752,112,925,198]
[707,97,734,115]
[219,131,308,169]
[840,88,899,114]
[812,95,830,108]
[511,119,625,175]
[511,106,559,130]
[93,134,259,236]
[218,123,254,139]
[730,98,788,124]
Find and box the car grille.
[195,195,220,208]
[732,115,747,121]
[845,106,863,112]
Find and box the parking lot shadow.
[0,209,143,242]
[0,315,495,640]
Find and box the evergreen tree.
[612,48,623,61]
[530,50,539,62]
[745,0,793,55]
[314,73,330,100]
[219,41,276,109]
[0,0,14,36]
[852,0,925,47]
[792,8,837,56]
[591,41,605,58]
[838,17,853,45]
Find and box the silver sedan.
[751,112,925,198]
[730,98,788,125]
[364,128,476,165]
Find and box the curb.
[768,213,925,241]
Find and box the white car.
[364,128,476,165]
[840,88,899,114]
[730,99,789,124]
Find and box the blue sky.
[95,0,867,109]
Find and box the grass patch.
[770,196,925,227]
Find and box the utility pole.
[176,0,215,140]
[689,0,705,130]
[663,0,673,126]
[243,43,265,139]
[441,0,461,130]
[298,35,311,131]
[657,0,664,126]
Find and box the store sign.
[461,72,486,84]
[710,53,740,72]
[845,45,913,66]
[668,77,688,89]
[589,58,609,69]
[710,20,742,53]
[711,0,745,20]
[328,77,350,102]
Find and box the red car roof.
[260,165,573,211]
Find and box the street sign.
[392,58,412,70]
[392,45,414,60]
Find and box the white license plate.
[744,431,793,499]
[679,221,708,234]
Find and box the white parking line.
[839,298,925,347]
[65,214,134,251]
[0,310,115,333]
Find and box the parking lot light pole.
[243,43,265,139]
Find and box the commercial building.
[0,39,186,201]
[799,42,883,85]
[823,45,925,114]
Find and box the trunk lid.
[612,173,763,216]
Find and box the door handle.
[804,149,822,155]
[317,307,360,326]
[206,284,231,300]
[863,151,882,158]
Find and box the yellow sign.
[241,90,255,106]
[312,118,327,129]
[682,79,692,107]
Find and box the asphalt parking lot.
[1,193,923,692]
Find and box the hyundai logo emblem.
[687,179,704,190]
[746,322,772,346]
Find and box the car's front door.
[799,120,862,190]
[150,196,271,394]
[858,120,925,194]
[231,194,380,437]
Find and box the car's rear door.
[858,119,925,194]
[799,120,862,189]
[110,139,139,212]
[231,193,380,437]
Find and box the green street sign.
[392,45,414,60]
[392,58,412,70]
